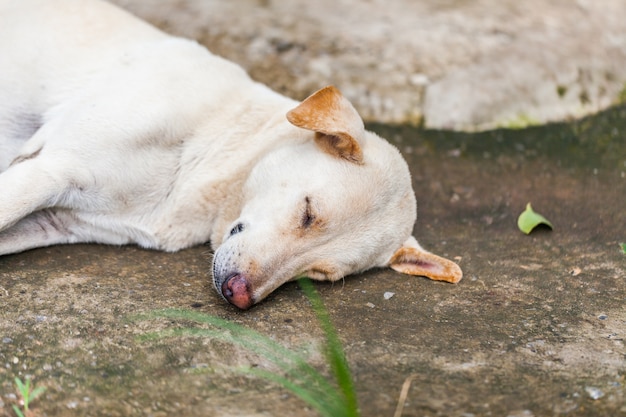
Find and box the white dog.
[0,0,462,309]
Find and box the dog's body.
[0,0,461,308]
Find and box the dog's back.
[0,0,158,166]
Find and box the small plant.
[135,278,359,417]
[12,377,46,417]
[620,242,626,254]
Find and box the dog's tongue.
[222,274,253,310]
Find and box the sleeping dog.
[0,0,462,309]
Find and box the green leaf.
[29,386,46,402]
[517,203,553,234]
[12,404,25,417]
[620,242,626,254]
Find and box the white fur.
[0,0,461,308]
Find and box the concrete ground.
[1,105,624,416]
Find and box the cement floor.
[1,105,625,416]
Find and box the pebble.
[384,292,395,300]
[366,302,375,308]
[569,267,581,276]
[409,73,429,86]
[585,386,605,400]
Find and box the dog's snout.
[229,222,245,237]
[221,274,253,310]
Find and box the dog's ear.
[388,236,463,283]
[286,86,365,164]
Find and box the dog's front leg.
[0,157,67,233]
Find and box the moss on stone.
[497,113,541,129]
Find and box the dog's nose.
[221,274,253,310]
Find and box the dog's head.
[212,86,462,309]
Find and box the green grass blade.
[244,367,346,417]
[298,279,359,417]
[133,293,361,417]
[135,310,339,403]
[137,309,329,380]
[142,324,329,387]
[12,404,25,417]
[13,377,26,396]
[29,386,46,402]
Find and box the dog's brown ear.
[388,237,463,283]
[287,86,365,164]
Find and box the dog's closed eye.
[302,196,315,228]
[230,222,245,236]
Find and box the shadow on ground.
[1,106,625,416]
